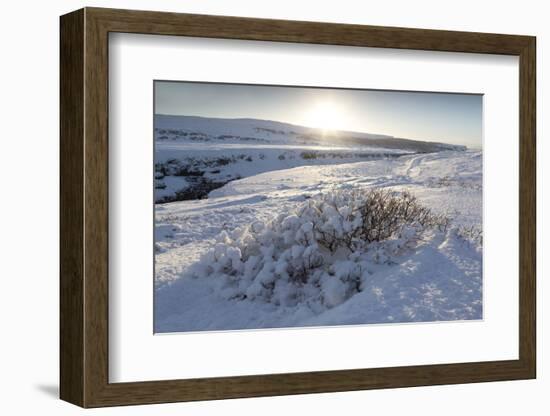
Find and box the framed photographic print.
[60,7,536,408]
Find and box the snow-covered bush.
[456,225,483,251]
[192,189,450,308]
[314,189,449,251]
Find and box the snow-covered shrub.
[193,189,449,308]
[455,225,483,251]
[314,189,449,251]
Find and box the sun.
[302,102,346,132]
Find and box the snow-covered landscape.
[154,114,482,333]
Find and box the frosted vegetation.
[154,116,482,332]
[193,189,454,309]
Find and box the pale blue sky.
[155,81,482,148]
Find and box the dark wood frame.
[60,7,536,408]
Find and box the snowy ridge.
[155,114,467,152]
[155,114,393,145]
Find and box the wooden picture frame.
[60,7,536,408]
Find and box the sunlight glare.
[302,101,347,132]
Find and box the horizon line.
[154,113,475,148]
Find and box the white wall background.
[0,0,545,414]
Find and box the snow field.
[155,150,482,332]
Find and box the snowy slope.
[154,115,467,203]
[155,114,394,145]
[154,150,482,333]
[155,114,467,151]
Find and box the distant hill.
[155,114,467,153]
